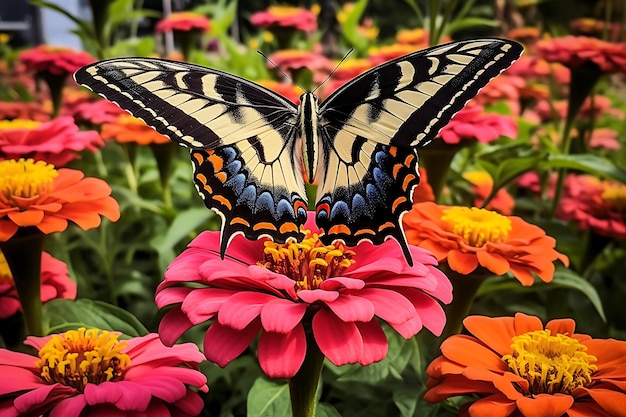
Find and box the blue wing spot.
[276,199,295,217]
[351,193,369,218]
[255,191,275,214]
[221,146,237,163]
[237,185,257,207]
[366,183,383,205]
[224,173,246,195]
[224,159,242,176]
[329,200,350,221]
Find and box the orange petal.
[513,312,544,335]
[0,220,18,241]
[7,210,44,226]
[440,335,507,372]
[476,250,510,275]
[36,215,69,234]
[424,374,496,402]
[586,339,626,377]
[545,318,576,336]
[568,401,614,417]
[581,388,626,417]
[516,393,573,417]
[464,315,517,356]
[468,393,518,417]
[447,250,478,274]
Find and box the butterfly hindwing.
[75,58,309,250]
[315,39,522,264]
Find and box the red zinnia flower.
[156,216,452,378]
[67,98,127,125]
[0,159,120,242]
[19,45,95,76]
[588,127,621,150]
[537,35,626,73]
[473,74,525,114]
[155,11,211,33]
[0,117,103,166]
[0,250,76,319]
[403,202,569,286]
[425,313,626,417]
[0,101,50,122]
[0,328,208,417]
[250,6,317,32]
[437,106,518,144]
[557,174,626,239]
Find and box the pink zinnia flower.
[267,49,334,80]
[0,328,208,417]
[19,45,95,76]
[537,35,626,73]
[156,216,452,379]
[437,106,518,144]
[0,250,76,319]
[155,11,211,33]
[250,6,317,32]
[557,174,626,239]
[0,117,104,166]
[0,101,50,122]
[66,98,127,125]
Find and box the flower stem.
[289,321,324,417]
[0,229,46,336]
[150,142,177,208]
[419,140,467,202]
[439,266,488,340]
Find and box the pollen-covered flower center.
[0,119,41,130]
[502,330,597,395]
[259,230,355,291]
[441,206,511,247]
[0,158,58,200]
[37,328,131,392]
[0,251,13,285]
[601,182,626,212]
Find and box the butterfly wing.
[315,39,523,264]
[75,58,308,253]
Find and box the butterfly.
[74,38,523,266]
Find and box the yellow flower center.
[37,328,131,392]
[441,206,512,247]
[259,230,355,292]
[0,119,41,130]
[0,250,14,285]
[0,159,58,201]
[267,6,302,18]
[502,330,597,395]
[601,182,626,212]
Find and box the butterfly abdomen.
[298,93,320,184]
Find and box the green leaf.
[445,17,500,35]
[540,154,626,184]
[316,403,342,417]
[247,377,292,417]
[29,0,95,39]
[42,299,149,337]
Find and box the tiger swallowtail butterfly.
[75,38,523,265]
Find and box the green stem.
[150,142,177,208]
[289,319,324,417]
[0,229,46,336]
[419,140,468,202]
[439,265,489,340]
[40,72,67,118]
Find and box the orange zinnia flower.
[155,11,211,33]
[425,313,626,417]
[403,202,568,285]
[0,159,120,241]
[250,5,317,32]
[463,171,515,215]
[101,114,170,145]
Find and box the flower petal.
[204,320,260,367]
[260,299,307,333]
[258,325,306,378]
[515,393,574,417]
[312,308,362,366]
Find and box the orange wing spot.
[204,185,213,193]
[354,228,376,236]
[316,202,330,214]
[253,222,278,232]
[279,222,299,234]
[392,163,403,179]
[208,153,224,171]
[195,173,208,183]
[212,194,232,210]
[404,153,415,166]
[328,224,351,235]
[378,222,395,231]
[192,152,205,164]
[215,172,228,183]
[402,174,416,191]
[230,217,250,227]
[294,200,308,212]
[388,146,398,157]
[392,196,407,212]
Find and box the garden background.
[0,0,625,416]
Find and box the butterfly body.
[75,39,523,265]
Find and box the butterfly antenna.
[257,50,307,93]
[311,48,353,94]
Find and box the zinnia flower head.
[155,11,211,33]
[101,114,170,145]
[156,215,452,378]
[437,106,518,144]
[0,328,208,416]
[0,158,120,241]
[19,45,95,76]
[403,202,569,286]
[536,35,626,73]
[463,170,515,215]
[250,6,317,32]
[256,80,303,104]
[425,313,626,417]
[267,49,334,78]
[557,174,626,239]
[0,250,76,318]
[0,101,50,122]
[0,117,103,166]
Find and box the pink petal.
[388,314,423,339]
[204,320,260,367]
[260,298,308,333]
[14,383,76,414]
[298,288,339,303]
[171,389,206,416]
[182,288,235,324]
[409,290,448,336]
[355,288,416,324]
[158,307,194,346]
[218,292,277,330]
[0,366,45,394]
[355,320,388,365]
[312,309,362,366]
[325,294,375,322]
[258,325,307,378]
[49,395,87,417]
[154,287,194,308]
[320,277,365,290]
